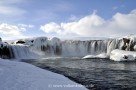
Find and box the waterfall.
[61,40,108,57]
[27,37,135,57]
[4,36,135,59]
[22,37,109,57]
[10,44,38,59]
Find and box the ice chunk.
[82,53,108,59]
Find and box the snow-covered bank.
[110,49,136,61]
[0,59,86,90]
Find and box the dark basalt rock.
[31,40,34,43]
[121,45,127,50]
[129,41,135,51]
[0,45,14,59]
[123,38,130,44]
[16,40,25,44]
[122,38,130,50]
[123,55,128,59]
[121,38,135,51]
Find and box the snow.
[82,53,108,59]
[110,49,136,61]
[0,59,86,90]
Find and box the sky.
[0,0,136,40]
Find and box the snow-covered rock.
[82,53,108,59]
[0,59,86,90]
[110,49,136,61]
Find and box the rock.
[0,37,2,42]
[16,40,25,44]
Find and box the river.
[23,58,136,90]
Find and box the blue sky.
[0,0,136,40]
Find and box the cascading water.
[0,40,38,59]
[61,40,108,57]
[24,36,135,57]
[10,44,37,59]
[2,36,135,59]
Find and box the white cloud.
[0,23,33,36]
[40,10,136,37]
[40,22,62,34]
[18,24,34,31]
[0,23,22,35]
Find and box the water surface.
[23,58,136,90]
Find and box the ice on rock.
[110,49,136,61]
[50,37,61,46]
[33,37,49,49]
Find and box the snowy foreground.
[0,59,86,90]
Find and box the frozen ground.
[0,59,86,90]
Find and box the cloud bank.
[40,10,136,37]
[0,23,34,40]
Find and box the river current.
[23,58,136,90]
